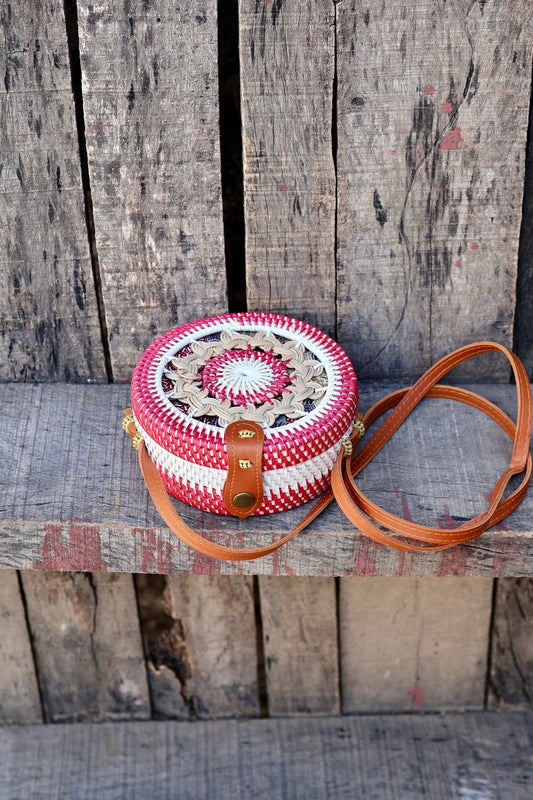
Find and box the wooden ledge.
[1,382,532,577]
[2,713,532,798]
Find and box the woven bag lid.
[131,313,358,473]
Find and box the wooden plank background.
[1,0,533,726]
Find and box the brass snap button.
[232,492,256,509]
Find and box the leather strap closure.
[124,341,532,560]
[222,420,264,517]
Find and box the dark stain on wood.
[373,189,387,227]
[135,575,196,720]
[127,82,135,111]
[271,0,283,27]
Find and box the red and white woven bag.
[129,312,358,516]
[124,315,531,561]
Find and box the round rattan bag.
[130,312,358,516]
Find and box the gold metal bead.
[353,419,366,438]
[122,413,134,432]
[343,440,353,457]
[131,433,143,450]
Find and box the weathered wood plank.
[135,575,259,719]
[489,577,533,708]
[168,575,259,718]
[1,381,532,576]
[259,577,339,715]
[240,0,336,336]
[0,570,42,725]
[78,0,227,380]
[20,571,149,722]
[0,0,106,380]
[2,713,533,799]
[336,0,533,380]
[514,91,533,380]
[339,577,493,712]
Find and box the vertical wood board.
[78,0,227,380]
[339,577,493,712]
[21,571,150,722]
[169,575,259,718]
[259,577,340,715]
[240,0,337,336]
[0,0,106,380]
[489,577,533,708]
[136,575,259,719]
[336,0,533,380]
[514,93,533,380]
[0,570,42,724]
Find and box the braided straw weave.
[131,313,358,515]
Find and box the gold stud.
[232,492,256,508]
[238,429,256,438]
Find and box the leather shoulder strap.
[331,342,532,552]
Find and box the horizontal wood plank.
[2,713,533,799]
[1,381,532,576]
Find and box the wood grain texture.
[489,577,533,708]
[20,571,149,722]
[0,0,106,380]
[514,93,533,380]
[259,577,339,715]
[1,381,532,576]
[336,0,533,380]
[78,0,227,380]
[167,575,259,718]
[2,713,533,800]
[240,0,336,336]
[135,575,259,719]
[0,570,42,725]
[339,577,493,712]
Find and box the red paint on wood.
[424,84,435,96]
[455,260,462,267]
[438,127,463,150]
[271,545,297,576]
[490,534,522,577]
[192,549,223,575]
[278,184,288,193]
[33,523,109,571]
[394,549,417,576]
[349,540,379,575]
[433,546,470,576]
[438,505,461,530]
[471,241,479,250]
[440,100,453,114]
[68,524,109,571]
[408,683,424,708]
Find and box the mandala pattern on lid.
[161,330,328,428]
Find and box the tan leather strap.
[125,341,531,560]
[222,420,265,517]
[331,341,532,551]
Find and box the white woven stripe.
[135,418,350,499]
